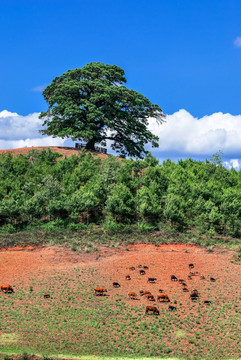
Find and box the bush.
[67,222,87,231]
[103,221,132,234]
[0,224,16,233]
[137,221,156,233]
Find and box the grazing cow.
[94,287,107,296]
[178,279,185,283]
[143,266,149,269]
[139,270,145,275]
[191,289,199,296]
[145,306,160,315]
[171,275,178,281]
[147,277,157,283]
[43,294,51,299]
[113,282,120,288]
[210,277,216,282]
[203,300,212,305]
[181,282,187,287]
[200,275,205,280]
[128,291,137,299]
[129,267,135,271]
[158,289,164,293]
[125,275,131,280]
[0,285,14,294]
[157,293,170,302]
[190,289,199,301]
[189,263,194,269]
[137,265,143,268]
[189,271,199,276]
[146,294,155,301]
[168,305,177,311]
[183,287,189,292]
[140,290,151,296]
[188,275,192,280]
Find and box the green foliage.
[39,62,165,158]
[105,183,135,223]
[103,221,132,234]
[0,149,241,239]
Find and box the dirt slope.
[0,146,110,160]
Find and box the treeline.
[0,149,241,237]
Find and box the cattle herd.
[93,263,215,315]
[1,263,216,316]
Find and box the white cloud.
[148,109,241,157]
[0,110,18,118]
[224,159,241,170]
[1,109,241,170]
[31,84,47,92]
[234,36,241,48]
[0,110,66,149]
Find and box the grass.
[0,224,240,359]
[0,265,240,359]
[0,354,184,360]
[0,223,240,254]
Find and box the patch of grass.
[0,333,19,345]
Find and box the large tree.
[40,62,165,158]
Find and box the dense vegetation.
[0,149,241,240]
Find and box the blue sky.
[1,0,241,167]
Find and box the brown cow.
[157,293,170,302]
[94,287,107,296]
[0,285,14,294]
[128,291,137,299]
[146,294,155,301]
[125,275,131,280]
[140,290,151,296]
[145,306,159,315]
[190,289,199,301]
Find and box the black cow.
[171,275,178,281]
[113,282,120,288]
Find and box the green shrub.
[0,224,16,233]
[103,221,132,234]
[137,221,155,233]
[67,222,87,231]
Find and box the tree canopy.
[39,62,165,158]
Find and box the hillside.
[0,243,240,359]
[0,146,110,160]
[0,147,241,241]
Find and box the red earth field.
[0,243,240,358]
[0,146,110,160]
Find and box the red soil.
[0,146,110,160]
[0,243,240,306]
[1,243,240,358]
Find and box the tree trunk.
[85,138,96,150]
